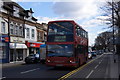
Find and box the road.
[62,53,118,79]
[2,63,73,79]
[2,53,118,80]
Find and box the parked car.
[25,54,40,64]
[91,51,97,57]
[96,50,103,55]
[88,52,92,59]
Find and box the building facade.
[0,0,47,63]
[0,16,9,63]
[1,1,28,62]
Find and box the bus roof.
[48,20,87,33]
[48,20,75,23]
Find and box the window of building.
[10,24,14,35]
[26,28,30,38]
[13,6,19,17]
[31,29,35,38]
[1,22,5,33]
[15,25,19,35]
[39,32,41,40]
[37,31,41,40]
[40,32,43,40]
[19,26,23,36]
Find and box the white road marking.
[2,77,6,78]
[0,77,6,79]
[104,53,113,54]
[95,65,99,69]
[95,54,104,60]
[85,54,104,79]
[86,70,94,78]
[99,61,101,64]
[21,68,40,74]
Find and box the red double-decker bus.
[46,20,88,68]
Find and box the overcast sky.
[11,0,110,46]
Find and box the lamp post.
[112,0,116,63]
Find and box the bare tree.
[100,1,120,27]
[100,1,120,54]
[94,31,113,52]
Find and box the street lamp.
[112,0,116,63]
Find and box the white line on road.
[2,77,6,79]
[0,77,6,79]
[86,70,94,78]
[21,68,40,74]
[95,65,99,69]
[99,61,101,64]
[95,54,104,60]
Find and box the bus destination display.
[54,36,66,42]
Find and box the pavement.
[109,53,119,78]
[118,54,120,79]
[1,61,25,68]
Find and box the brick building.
[0,0,47,63]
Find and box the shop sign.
[30,44,36,47]
[1,36,9,42]
[30,43,42,48]
[10,37,25,43]
[26,41,43,48]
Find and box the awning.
[40,44,46,48]
[10,43,27,49]
[26,41,44,48]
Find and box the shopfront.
[9,36,28,62]
[0,35,9,63]
[10,43,27,62]
[26,41,43,55]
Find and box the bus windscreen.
[48,22,74,42]
[47,44,74,57]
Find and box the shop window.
[0,47,2,59]
[0,43,7,59]
[2,46,6,59]
[17,50,23,61]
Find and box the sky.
[12,0,111,46]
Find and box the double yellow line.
[58,54,103,80]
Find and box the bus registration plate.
[56,64,63,66]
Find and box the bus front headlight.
[47,59,50,62]
[70,60,75,63]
